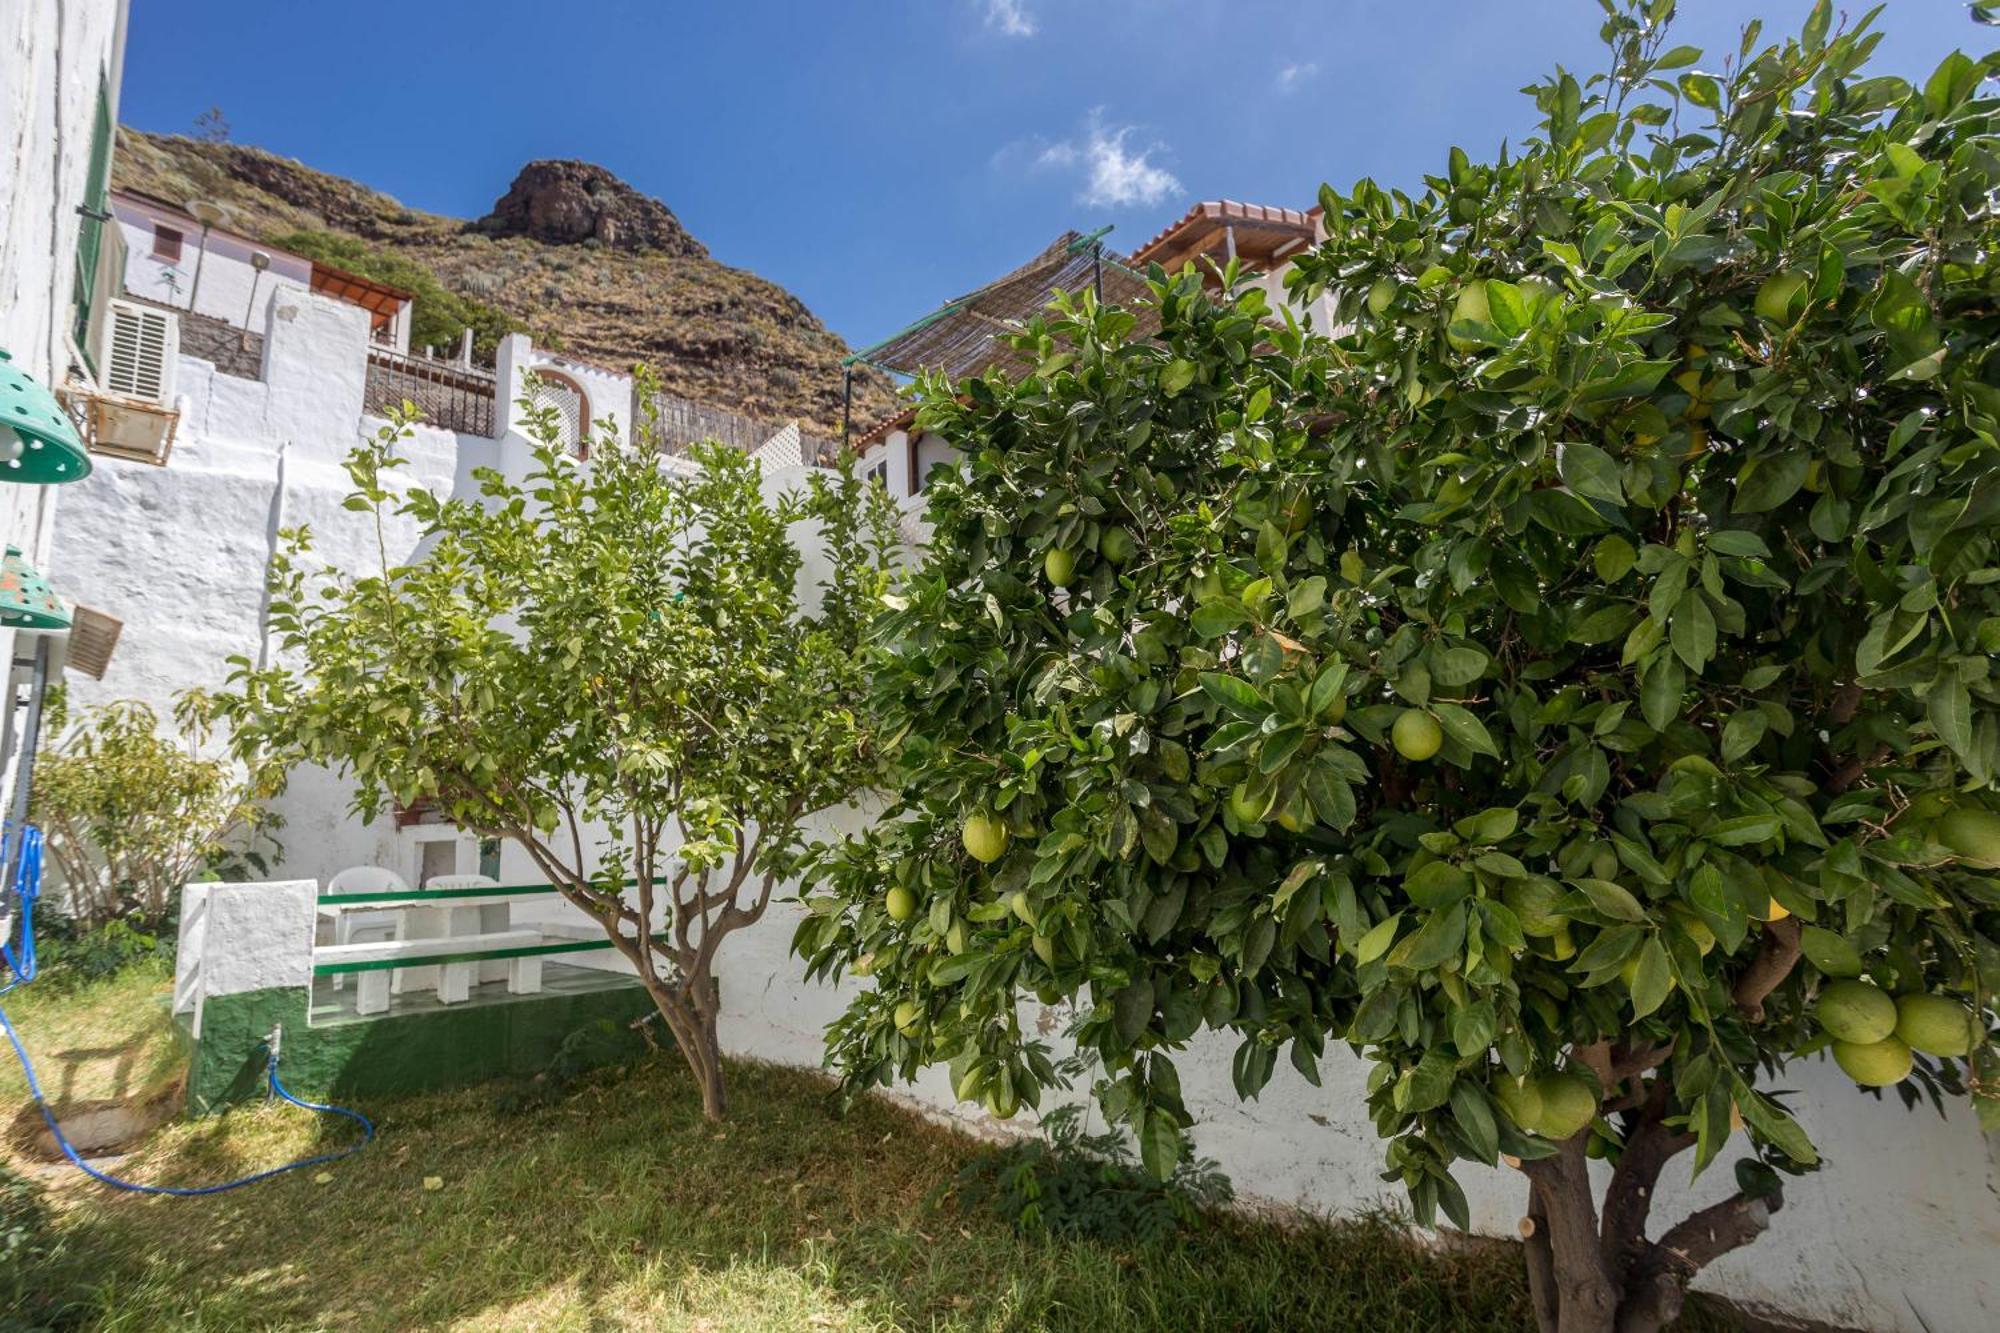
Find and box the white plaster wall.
[44,287,495,883]
[0,0,127,816]
[111,197,313,328]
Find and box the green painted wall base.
[183,980,656,1114]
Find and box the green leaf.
[1388,903,1467,970]
[1576,877,1648,923]
[1735,1086,1819,1167]
[1640,654,1685,731]
[1799,925,1864,978]
[1191,599,1252,638]
[1431,703,1500,758]
[1114,978,1156,1044]
[1139,1108,1183,1181]
[1198,672,1265,718]
[1351,912,1402,964]
[1160,359,1197,396]
[1558,442,1624,505]
[1670,593,1717,674]
[1449,1081,1501,1164]
[1628,938,1674,1019]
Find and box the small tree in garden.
[32,691,280,929]
[800,6,1999,1329]
[220,392,898,1119]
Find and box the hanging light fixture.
[0,546,69,631]
[0,349,91,484]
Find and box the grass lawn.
[1,965,1742,1332]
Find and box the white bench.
[315,929,543,1016]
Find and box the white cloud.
[985,0,1037,37]
[1277,61,1319,92]
[1032,110,1183,209]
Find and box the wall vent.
[65,606,123,679]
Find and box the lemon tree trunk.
[1519,1094,1782,1333]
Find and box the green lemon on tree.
[1367,277,1399,316]
[984,1085,1020,1120]
[1494,1075,1543,1132]
[1044,547,1076,588]
[1833,1036,1913,1087]
[946,920,969,955]
[1009,890,1037,928]
[893,1000,923,1036]
[1032,933,1057,965]
[1895,993,1978,1057]
[1446,280,1490,352]
[1936,806,2000,868]
[1815,980,1899,1045]
[1531,1073,1598,1140]
[1098,526,1135,565]
[885,886,917,923]
[1228,783,1272,824]
[1392,709,1444,762]
[961,810,1009,864]
[1754,270,1809,325]
[1502,878,1564,938]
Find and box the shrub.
[31,692,279,931]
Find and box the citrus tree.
[798,6,1999,1329]
[221,391,898,1119]
[32,691,280,929]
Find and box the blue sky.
[118,1,1981,353]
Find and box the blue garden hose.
[1,823,373,1194]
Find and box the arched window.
[527,370,590,459]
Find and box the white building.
[108,189,415,354]
[0,0,129,842]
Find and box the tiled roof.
[1130,199,1315,267]
[854,403,918,449]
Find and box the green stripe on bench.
[316,876,670,906]
[312,933,668,976]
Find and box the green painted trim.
[317,875,666,906]
[313,932,669,976]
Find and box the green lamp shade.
[0,347,92,484]
[0,546,70,630]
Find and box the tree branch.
[1732,917,1802,1023]
[1599,1083,1694,1285]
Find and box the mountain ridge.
[111,128,896,436]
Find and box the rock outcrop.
[477,160,707,258]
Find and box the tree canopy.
[799,5,1999,1329]
[222,390,898,1117]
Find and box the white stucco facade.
[0,0,128,825]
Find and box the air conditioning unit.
[103,299,177,403]
[71,299,180,466]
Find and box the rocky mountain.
[111,129,896,436]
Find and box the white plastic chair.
[323,867,411,991]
